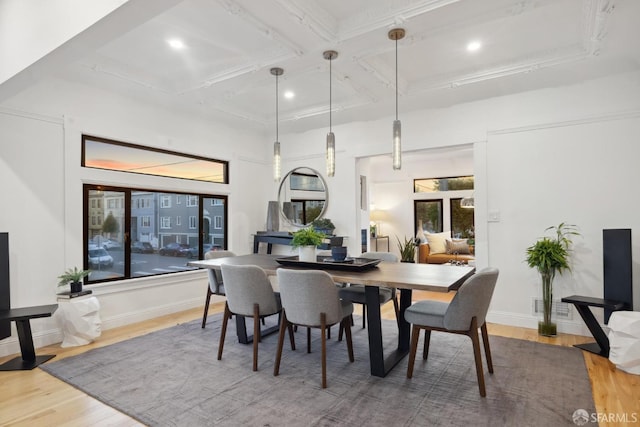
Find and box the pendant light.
[271,67,283,181]
[389,28,405,170]
[324,50,338,177]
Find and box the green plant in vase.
[291,227,325,263]
[525,223,579,336]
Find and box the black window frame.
[83,184,228,285]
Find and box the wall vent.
[532,298,572,319]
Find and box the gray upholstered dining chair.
[274,269,354,388]
[201,250,236,328]
[338,251,400,330]
[405,267,499,397]
[219,264,294,371]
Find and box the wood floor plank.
[0,293,637,426]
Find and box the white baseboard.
[487,310,591,337]
[0,295,227,358]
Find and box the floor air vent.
[532,298,572,319]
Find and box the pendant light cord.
[395,37,398,121]
[329,57,332,132]
[275,73,279,141]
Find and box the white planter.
[298,246,317,262]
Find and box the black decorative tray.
[276,256,381,271]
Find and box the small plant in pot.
[291,227,325,262]
[58,267,91,293]
[525,223,580,337]
[396,236,417,263]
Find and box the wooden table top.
[188,254,475,293]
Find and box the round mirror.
[278,167,328,226]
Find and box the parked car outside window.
[131,241,154,253]
[88,246,114,268]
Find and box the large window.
[450,198,474,239]
[84,185,227,284]
[414,200,443,234]
[414,175,474,240]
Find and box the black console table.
[0,304,58,370]
[561,295,626,357]
[253,232,343,254]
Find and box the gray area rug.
[41,314,595,426]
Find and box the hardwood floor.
[1,293,638,426]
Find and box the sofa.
[418,242,475,264]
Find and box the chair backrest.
[443,267,499,331]
[277,269,345,327]
[205,250,235,291]
[221,264,279,317]
[361,251,399,263]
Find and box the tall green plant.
[525,223,579,335]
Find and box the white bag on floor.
[608,311,640,375]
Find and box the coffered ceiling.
[11,0,640,134]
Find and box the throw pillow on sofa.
[446,239,471,254]
[425,231,451,254]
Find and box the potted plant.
[396,235,417,263]
[58,267,91,293]
[311,218,335,236]
[291,227,325,262]
[526,223,580,336]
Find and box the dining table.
[188,253,475,377]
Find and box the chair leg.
[273,311,289,377]
[307,327,311,353]
[468,317,486,397]
[338,322,344,342]
[253,304,260,371]
[481,322,494,374]
[217,302,231,360]
[321,313,327,388]
[362,304,366,329]
[407,325,421,378]
[342,317,354,362]
[201,287,213,328]
[423,330,431,360]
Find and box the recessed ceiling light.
[467,40,481,52]
[284,91,295,99]
[168,39,185,50]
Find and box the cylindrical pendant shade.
[392,120,401,170]
[326,132,335,177]
[273,141,281,181]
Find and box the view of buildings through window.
[85,186,227,284]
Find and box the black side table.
[0,304,58,370]
[561,295,626,357]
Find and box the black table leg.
[572,304,610,357]
[235,314,280,344]
[0,319,55,371]
[365,286,412,377]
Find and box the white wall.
[280,70,640,335]
[0,78,272,357]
